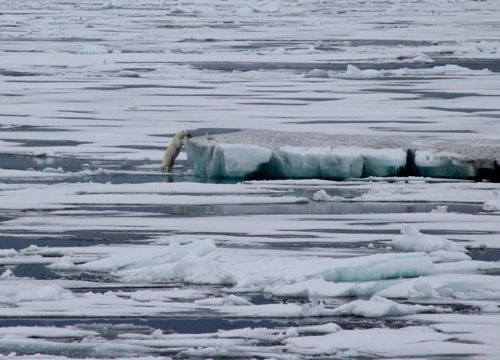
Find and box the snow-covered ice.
[1,0,500,358]
[185,131,499,180]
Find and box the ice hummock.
[185,131,500,180]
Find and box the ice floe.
[392,224,466,253]
[483,191,500,212]
[331,295,444,317]
[185,131,499,180]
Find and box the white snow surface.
[1,0,500,359]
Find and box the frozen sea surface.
[1,0,500,359]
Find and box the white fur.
[160,130,191,172]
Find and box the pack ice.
[185,131,500,180]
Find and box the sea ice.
[316,252,434,282]
[185,131,499,180]
[483,191,500,212]
[0,249,18,257]
[285,326,472,357]
[392,224,466,253]
[331,295,443,317]
[13,284,73,302]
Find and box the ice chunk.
[414,151,480,179]
[296,322,342,334]
[15,284,73,302]
[185,140,272,179]
[392,224,465,253]
[0,269,15,279]
[429,250,471,263]
[0,248,18,257]
[483,191,500,211]
[117,70,140,78]
[47,257,76,270]
[431,205,448,213]
[332,295,443,317]
[361,148,407,176]
[475,40,498,54]
[312,189,345,202]
[345,64,381,78]
[285,326,454,357]
[221,303,335,318]
[269,278,356,298]
[317,252,434,282]
[84,239,237,285]
[195,294,252,306]
[304,69,329,78]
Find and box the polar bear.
[160,130,192,172]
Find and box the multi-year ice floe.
[185,130,500,180]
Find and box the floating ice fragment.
[296,322,341,334]
[221,303,335,318]
[0,269,15,279]
[332,295,443,317]
[344,64,490,78]
[15,284,73,302]
[42,167,64,173]
[431,205,448,213]
[475,40,498,54]
[392,224,465,253]
[304,69,329,78]
[47,257,76,270]
[0,249,18,258]
[84,239,237,285]
[285,326,453,357]
[318,252,434,282]
[117,70,140,78]
[429,250,471,263]
[312,189,345,201]
[151,329,164,339]
[483,191,500,211]
[195,294,252,306]
[19,245,41,254]
[345,64,381,78]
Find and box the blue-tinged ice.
[185,141,272,178]
[415,151,480,179]
[316,252,434,282]
[184,131,499,180]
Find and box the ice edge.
[185,131,500,181]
